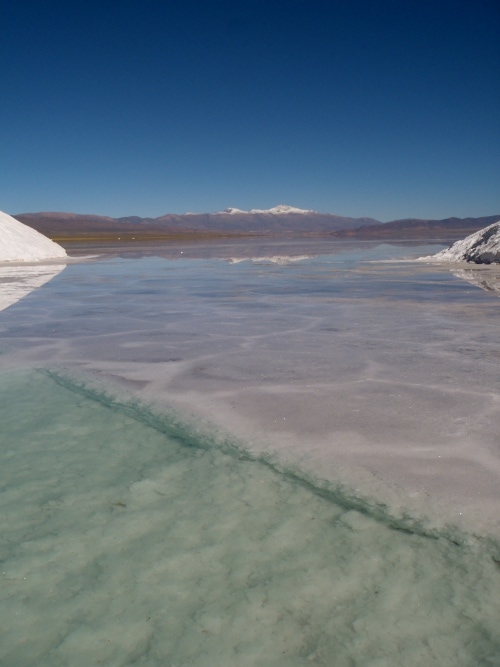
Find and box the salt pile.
[421,221,500,264]
[0,210,67,262]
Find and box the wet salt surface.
[0,263,66,313]
[1,239,499,532]
[0,238,500,664]
[0,369,499,667]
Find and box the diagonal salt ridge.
[41,368,500,558]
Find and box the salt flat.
[1,238,499,665]
[0,369,499,667]
[1,238,498,538]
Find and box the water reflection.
[62,237,446,262]
[0,263,67,313]
[452,268,500,295]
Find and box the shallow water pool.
[1,369,499,666]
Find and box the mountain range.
[12,206,500,241]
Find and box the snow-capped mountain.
[251,205,317,214]
[216,204,316,215]
[421,221,500,264]
[0,210,67,262]
[218,208,248,215]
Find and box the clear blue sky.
[1,0,499,221]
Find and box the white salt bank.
[0,210,67,262]
[420,221,500,264]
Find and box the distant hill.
[13,207,379,240]
[333,215,500,239]
[12,208,500,241]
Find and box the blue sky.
[1,0,499,221]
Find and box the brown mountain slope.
[333,215,500,239]
[12,211,500,241]
[13,210,379,240]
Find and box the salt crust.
[0,240,499,543]
[0,370,499,666]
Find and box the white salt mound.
[422,221,500,264]
[0,210,67,262]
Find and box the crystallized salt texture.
[0,210,67,262]
[421,221,500,264]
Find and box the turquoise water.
[1,369,499,667]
